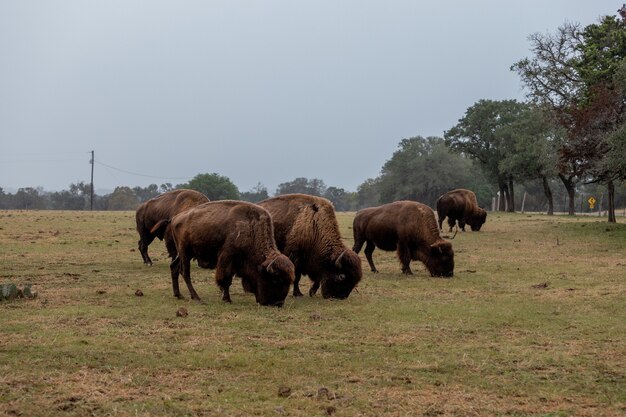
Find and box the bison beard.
[352,201,454,277]
[258,194,363,299]
[135,189,209,265]
[155,201,295,307]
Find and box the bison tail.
[150,219,171,239]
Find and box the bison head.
[425,241,454,277]
[469,209,487,231]
[255,254,295,307]
[321,249,363,299]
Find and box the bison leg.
[293,271,304,297]
[215,255,234,303]
[397,245,413,275]
[364,241,378,273]
[220,280,233,303]
[458,219,467,232]
[138,234,155,265]
[179,253,202,302]
[309,279,320,297]
[352,235,365,254]
[447,217,456,233]
[169,256,183,299]
[437,213,444,231]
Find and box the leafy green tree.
[49,190,85,210]
[605,122,626,182]
[12,187,46,210]
[445,101,528,211]
[180,173,239,201]
[275,177,326,196]
[48,182,92,210]
[107,186,139,210]
[511,23,584,215]
[323,187,356,211]
[0,187,8,209]
[377,136,486,208]
[133,184,160,203]
[240,182,269,203]
[572,10,626,221]
[356,178,382,209]
[159,183,174,193]
[499,106,562,215]
[512,7,626,221]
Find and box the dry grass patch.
[1,210,625,416]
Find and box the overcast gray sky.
[0,1,619,194]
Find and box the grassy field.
[0,209,625,417]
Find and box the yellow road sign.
[588,196,596,209]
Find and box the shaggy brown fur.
[436,189,487,232]
[152,201,295,306]
[258,194,362,299]
[353,201,454,277]
[135,189,209,265]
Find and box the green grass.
[1,210,625,416]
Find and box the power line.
[93,160,194,181]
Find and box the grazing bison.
[258,194,362,299]
[152,201,295,306]
[436,188,487,232]
[135,189,209,265]
[352,201,454,277]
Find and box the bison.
[436,188,487,232]
[352,201,454,277]
[258,194,362,299]
[135,189,209,265]
[151,201,295,307]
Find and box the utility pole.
[90,150,94,211]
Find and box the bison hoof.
[370,269,378,273]
[308,289,317,297]
[293,290,304,297]
[402,270,413,275]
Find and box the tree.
[181,173,240,201]
[571,10,626,222]
[133,184,160,203]
[275,178,327,196]
[323,187,356,211]
[0,187,8,209]
[445,100,528,211]
[512,7,626,221]
[356,178,381,209]
[499,106,562,215]
[511,22,585,215]
[48,182,92,210]
[107,186,139,210]
[160,183,174,193]
[12,187,46,210]
[240,183,269,203]
[377,136,484,207]
[49,190,85,210]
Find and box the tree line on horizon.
[1,7,625,220]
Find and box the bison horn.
[335,250,346,268]
[266,256,278,273]
[430,243,443,255]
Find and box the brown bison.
[352,201,454,277]
[436,188,487,232]
[135,189,209,265]
[151,201,295,307]
[258,194,362,299]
